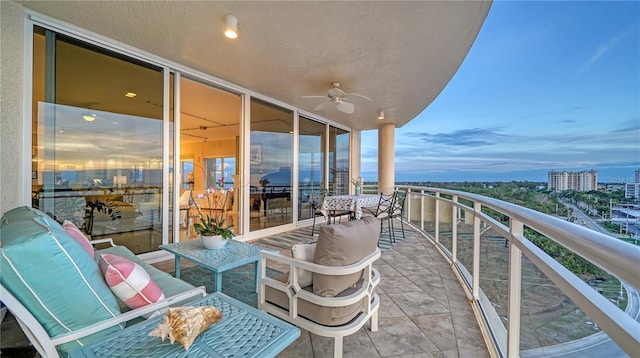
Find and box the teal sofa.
[0,206,205,357]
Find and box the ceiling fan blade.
[344,93,372,104]
[336,101,355,114]
[302,95,328,99]
[314,100,331,111]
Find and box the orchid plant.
[192,177,235,239]
[351,176,364,187]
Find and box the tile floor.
[267,229,490,358]
[1,221,490,357]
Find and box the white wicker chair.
[258,248,381,358]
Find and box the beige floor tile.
[367,316,440,357]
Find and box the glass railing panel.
[421,195,437,238]
[518,229,630,355]
[477,223,510,335]
[439,200,453,253]
[455,208,475,271]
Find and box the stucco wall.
[1,1,25,214]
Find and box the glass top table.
[68,292,300,357]
[160,239,275,293]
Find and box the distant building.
[332,168,350,194]
[548,170,598,192]
[625,183,640,200]
[624,169,640,199]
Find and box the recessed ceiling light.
[125,92,137,98]
[377,110,385,120]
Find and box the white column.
[378,123,395,194]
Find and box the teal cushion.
[0,206,122,354]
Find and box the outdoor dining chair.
[311,190,352,236]
[362,192,396,243]
[390,189,407,239]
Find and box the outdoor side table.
[160,239,274,292]
[68,292,300,357]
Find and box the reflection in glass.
[298,117,326,220]
[329,126,350,195]
[179,77,241,237]
[250,99,293,231]
[31,26,164,254]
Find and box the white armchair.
[258,216,381,358]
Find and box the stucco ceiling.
[19,1,491,131]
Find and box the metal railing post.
[420,189,425,231]
[435,192,441,243]
[507,219,523,357]
[452,195,458,262]
[473,201,481,300]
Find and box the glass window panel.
[298,117,326,220]
[179,77,241,237]
[250,99,293,231]
[329,126,350,195]
[31,26,164,254]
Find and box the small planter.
[201,235,228,249]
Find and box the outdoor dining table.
[320,194,380,220]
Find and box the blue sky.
[361,1,640,183]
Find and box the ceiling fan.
[303,82,371,114]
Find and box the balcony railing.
[364,184,640,357]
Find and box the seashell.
[149,306,223,350]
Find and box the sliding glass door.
[249,99,294,231]
[178,77,241,238]
[31,26,168,254]
[29,25,353,246]
[329,126,350,195]
[298,117,326,220]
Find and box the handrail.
[393,184,640,357]
[415,186,640,290]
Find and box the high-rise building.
[548,170,598,192]
[624,169,640,199]
[625,183,640,200]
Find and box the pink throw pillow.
[98,254,165,309]
[63,220,94,256]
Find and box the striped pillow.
[98,254,165,309]
[63,220,94,256]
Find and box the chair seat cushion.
[0,206,122,353]
[313,216,380,297]
[265,273,365,327]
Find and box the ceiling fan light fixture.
[224,15,238,39]
[377,110,385,120]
